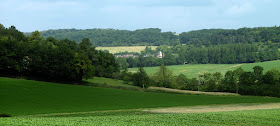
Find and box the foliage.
[27,28,179,46]
[26,26,280,48]
[151,64,174,88]
[180,27,280,47]
[0,25,119,81]
[178,44,279,64]
[132,67,150,89]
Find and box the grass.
[1,109,280,125]
[128,60,280,78]
[95,46,157,54]
[1,77,280,116]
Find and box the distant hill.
[25,26,280,47]
[180,27,280,47]
[25,28,179,46]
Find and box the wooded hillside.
[25,26,280,47]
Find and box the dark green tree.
[132,67,150,89]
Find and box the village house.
[155,51,164,58]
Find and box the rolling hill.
[1,77,280,116]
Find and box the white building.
[155,51,164,58]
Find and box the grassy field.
[2,77,280,125]
[1,109,280,125]
[95,46,157,54]
[1,77,280,116]
[129,60,280,78]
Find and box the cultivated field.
[2,77,280,125]
[1,107,280,125]
[95,46,157,54]
[128,60,280,78]
[3,77,279,116]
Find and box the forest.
[26,28,179,46]
[180,27,280,47]
[26,26,280,47]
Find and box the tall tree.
[151,64,173,88]
[132,67,150,89]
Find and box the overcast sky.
[0,0,279,33]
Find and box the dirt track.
[148,86,239,96]
[144,103,280,113]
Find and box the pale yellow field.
[96,46,158,54]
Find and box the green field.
[129,60,280,78]
[96,46,157,54]
[2,77,280,125]
[1,109,280,125]
[1,77,280,116]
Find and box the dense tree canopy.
[180,27,280,47]
[26,28,179,46]
[0,25,119,82]
[25,26,280,47]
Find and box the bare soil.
[144,103,280,114]
[148,86,239,96]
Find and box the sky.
[0,0,280,33]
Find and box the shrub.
[0,113,12,117]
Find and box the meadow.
[95,46,157,54]
[128,60,280,78]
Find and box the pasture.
[95,46,157,54]
[128,60,280,78]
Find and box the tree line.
[118,44,279,68]
[0,24,119,82]
[180,27,280,47]
[120,64,280,97]
[26,26,280,47]
[26,28,179,46]
[178,44,279,64]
